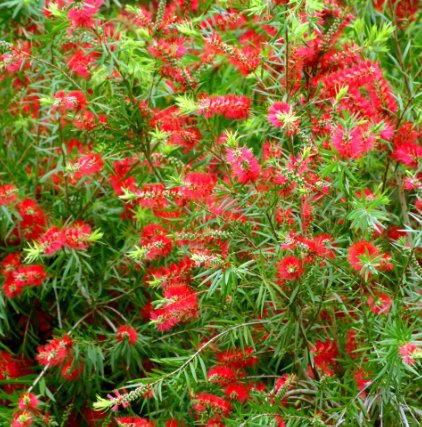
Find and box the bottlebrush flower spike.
[192,392,231,415]
[207,366,237,385]
[150,284,198,331]
[135,183,167,209]
[0,183,18,206]
[116,325,138,345]
[331,124,375,160]
[276,256,304,283]
[224,382,250,402]
[13,264,47,287]
[14,198,47,241]
[347,241,392,276]
[67,50,97,79]
[67,0,102,28]
[18,393,39,411]
[139,224,173,260]
[226,147,261,184]
[392,141,422,168]
[198,95,250,120]
[11,411,33,427]
[68,152,104,179]
[399,343,422,365]
[310,339,338,371]
[1,252,21,276]
[35,334,73,367]
[182,172,216,200]
[53,90,87,112]
[30,222,101,258]
[268,102,299,136]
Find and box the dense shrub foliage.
[0,0,421,426]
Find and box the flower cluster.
[0,0,420,425]
[1,252,47,297]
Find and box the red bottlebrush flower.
[36,334,73,367]
[224,382,249,402]
[276,256,304,282]
[0,183,18,206]
[207,366,236,385]
[204,33,259,75]
[68,0,101,28]
[139,224,173,260]
[3,277,24,298]
[226,147,261,184]
[150,284,198,331]
[69,152,104,179]
[14,264,48,287]
[38,222,94,255]
[64,221,93,250]
[148,38,186,60]
[198,95,250,120]
[1,252,21,276]
[311,339,338,369]
[301,234,336,261]
[331,125,375,160]
[182,172,216,200]
[216,347,258,369]
[399,343,422,365]
[61,359,83,381]
[116,325,138,345]
[348,241,377,271]
[192,392,231,415]
[136,183,167,209]
[53,90,87,112]
[347,241,392,274]
[67,50,96,79]
[38,226,66,255]
[15,198,47,240]
[367,293,392,315]
[392,142,422,168]
[115,417,155,427]
[268,102,299,136]
[18,393,39,411]
[11,411,33,427]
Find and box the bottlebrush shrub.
[0,0,421,426]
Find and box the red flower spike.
[116,325,138,345]
[224,382,250,403]
[192,392,231,415]
[276,256,304,283]
[207,366,236,385]
[18,392,39,411]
